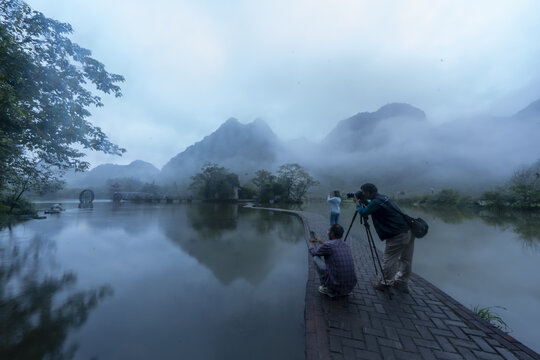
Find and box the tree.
[508,159,540,208]
[0,1,125,203]
[276,163,319,202]
[251,169,275,193]
[189,163,240,200]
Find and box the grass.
[472,305,510,332]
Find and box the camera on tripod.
[346,190,364,200]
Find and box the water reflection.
[162,204,303,285]
[404,206,540,247]
[0,236,113,360]
[186,203,238,238]
[477,210,540,249]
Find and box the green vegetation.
[185,162,319,203]
[481,160,540,210]
[472,305,510,332]
[0,1,124,220]
[398,159,540,211]
[251,163,319,204]
[189,163,240,201]
[398,189,472,208]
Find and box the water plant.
[472,305,510,332]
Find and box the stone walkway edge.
[248,205,540,360]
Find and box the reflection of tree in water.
[186,203,238,239]
[163,205,303,285]
[412,206,540,250]
[0,236,113,359]
[405,206,476,224]
[239,207,302,243]
[477,210,540,249]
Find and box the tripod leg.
[363,220,393,300]
[343,211,357,242]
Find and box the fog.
[283,103,540,194]
[25,0,540,177]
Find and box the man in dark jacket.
[354,183,413,293]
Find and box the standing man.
[327,190,342,225]
[354,183,413,293]
[308,224,357,297]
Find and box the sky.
[26,0,540,169]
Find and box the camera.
[346,191,364,200]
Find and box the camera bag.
[380,197,429,238]
[401,214,429,238]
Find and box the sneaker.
[372,280,390,292]
[392,281,410,294]
[318,285,336,298]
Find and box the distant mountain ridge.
[323,103,426,151]
[64,98,540,193]
[160,117,281,182]
[65,160,160,188]
[515,98,540,119]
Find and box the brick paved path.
[251,206,540,360]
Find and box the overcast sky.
[26,0,540,169]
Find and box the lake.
[0,202,307,360]
[301,200,540,354]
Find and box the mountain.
[65,160,160,188]
[323,103,426,151]
[160,118,281,183]
[514,98,540,120]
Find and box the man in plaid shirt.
[308,224,357,297]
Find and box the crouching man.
[308,224,357,298]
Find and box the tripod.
[344,210,392,300]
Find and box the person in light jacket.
[327,190,341,225]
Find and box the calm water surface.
[0,202,307,360]
[302,200,540,353]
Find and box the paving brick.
[375,303,387,314]
[444,320,469,328]
[457,346,476,358]
[413,338,442,351]
[472,350,505,359]
[471,336,496,353]
[415,325,435,341]
[418,346,437,360]
[397,328,421,338]
[463,328,490,337]
[392,349,424,360]
[435,335,457,353]
[381,346,397,360]
[385,325,400,341]
[341,337,366,350]
[429,328,454,338]
[355,349,383,360]
[432,350,466,359]
[365,334,379,353]
[399,335,419,353]
[378,337,404,350]
[448,325,469,340]
[449,337,480,350]
[400,316,420,330]
[364,327,386,337]
[494,347,519,360]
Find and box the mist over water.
[0,203,306,360]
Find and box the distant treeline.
[30,162,320,205]
[398,159,540,210]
